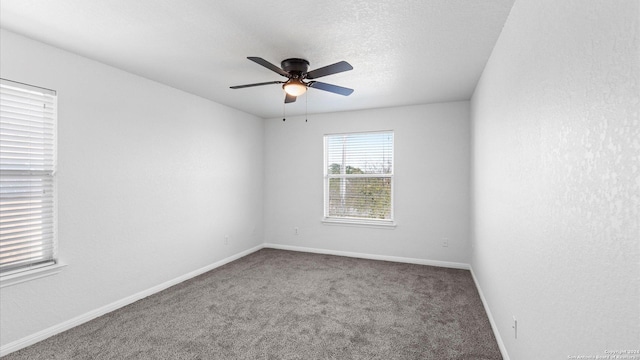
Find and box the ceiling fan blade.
[308,81,354,96]
[247,57,289,77]
[284,93,297,103]
[305,61,353,79]
[230,81,284,89]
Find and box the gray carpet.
[3,249,502,359]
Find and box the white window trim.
[0,261,67,288]
[323,130,395,228]
[322,217,397,228]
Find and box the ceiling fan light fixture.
[283,79,307,96]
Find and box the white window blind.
[0,79,57,275]
[324,131,394,225]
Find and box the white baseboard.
[0,244,264,357]
[264,243,470,270]
[469,266,510,360]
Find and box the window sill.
[322,217,397,229]
[0,262,67,288]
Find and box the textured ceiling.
[0,0,515,119]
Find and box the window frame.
[323,130,396,228]
[0,78,62,287]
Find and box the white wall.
[0,29,264,347]
[471,1,639,359]
[264,102,471,265]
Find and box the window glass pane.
[325,131,393,223]
[328,177,392,220]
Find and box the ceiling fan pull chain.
[282,101,286,122]
[305,91,308,123]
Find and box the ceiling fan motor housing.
[281,58,310,77]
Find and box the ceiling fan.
[230,57,354,103]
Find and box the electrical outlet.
[512,316,518,339]
[224,235,229,245]
[294,227,299,235]
[442,238,449,247]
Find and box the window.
[0,79,58,277]
[324,131,394,226]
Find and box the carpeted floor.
[3,249,502,359]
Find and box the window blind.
[0,79,57,274]
[324,131,394,223]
